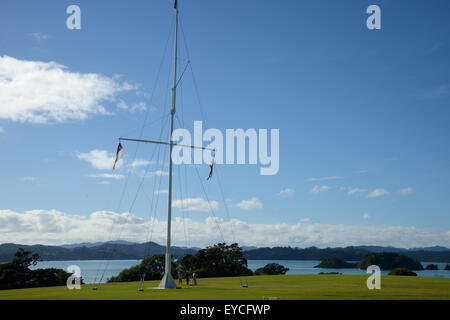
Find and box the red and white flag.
[113,143,124,170]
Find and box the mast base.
[158,272,177,289]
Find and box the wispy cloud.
[398,187,413,196]
[88,173,124,180]
[29,32,51,41]
[22,176,37,182]
[236,197,263,210]
[423,84,450,100]
[97,181,111,185]
[353,169,369,174]
[362,213,371,220]
[425,41,446,54]
[277,188,295,198]
[310,185,330,194]
[367,188,389,199]
[116,99,149,112]
[348,187,365,195]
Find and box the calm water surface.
[30,259,450,284]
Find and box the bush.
[425,264,438,270]
[108,254,177,282]
[388,268,417,276]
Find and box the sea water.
[30,259,450,284]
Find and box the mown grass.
[0,274,449,300]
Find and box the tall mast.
[158,0,179,289]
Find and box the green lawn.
[0,274,449,300]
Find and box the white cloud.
[77,150,119,170]
[154,189,168,195]
[307,176,342,182]
[367,188,389,198]
[0,56,137,123]
[348,187,365,195]
[362,213,371,220]
[0,127,4,133]
[310,185,330,194]
[130,159,154,169]
[88,173,124,180]
[236,197,263,210]
[172,198,219,212]
[398,187,413,196]
[353,169,369,174]
[300,218,311,223]
[277,188,295,198]
[77,148,156,173]
[0,209,449,249]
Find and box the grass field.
[0,275,449,300]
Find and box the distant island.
[0,242,197,263]
[0,242,449,263]
[243,245,450,263]
[314,253,425,271]
[314,258,357,269]
[357,252,424,270]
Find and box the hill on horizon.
[1,242,449,263]
[0,241,198,263]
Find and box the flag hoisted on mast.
[207,149,215,180]
[112,143,124,170]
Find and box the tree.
[177,254,196,273]
[11,248,40,270]
[179,243,253,278]
[108,254,177,282]
[0,248,72,290]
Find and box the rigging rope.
[91,18,175,288]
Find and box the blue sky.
[0,0,449,248]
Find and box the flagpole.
[158,0,179,289]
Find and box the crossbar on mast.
[119,137,214,151]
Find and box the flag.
[207,150,215,180]
[113,143,124,170]
[174,0,178,9]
